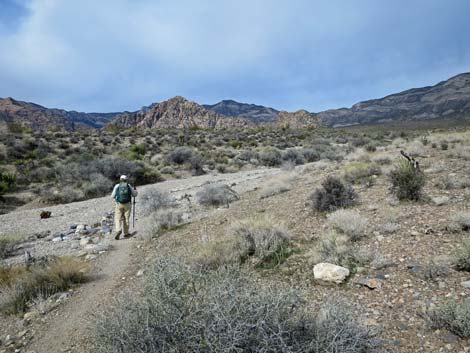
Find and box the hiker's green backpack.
[115,183,132,203]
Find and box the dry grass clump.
[379,210,400,234]
[452,239,470,271]
[0,234,24,259]
[314,233,372,271]
[449,212,470,232]
[232,217,292,267]
[94,256,375,353]
[428,299,470,338]
[196,184,239,207]
[327,210,369,241]
[151,209,184,232]
[342,162,381,185]
[309,176,358,212]
[191,237,252,270]
[456,146,470,160]
[0,257,89,314]
[407,141,426,157]
[259,180,291,198]
[438,175,470,190]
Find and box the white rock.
[461,280,470,288]
[432,196,450,206]
[313,263,350,284]
[80,238,92,247]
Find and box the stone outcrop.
[109,96,253,130]
[275,109,322,129]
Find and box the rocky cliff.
[110,96,253,130]
[275,110,322,129]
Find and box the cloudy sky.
[0,0,469,113]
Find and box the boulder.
[79,238,92,247]
[313,263,349,284]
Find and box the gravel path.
[0,168,278,237]
[15,167,280,353]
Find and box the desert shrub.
[441,142,449,150]
[41,185,85,204]
[0,257,89,314]
[342,162,381,184]
[389,159,425,201]
[94,257,374,353]
[453,239,470,271]
[191,237,252,270]
[0,234,24,259]
[428,299,470,338]
[327,209,368,241]
[407,141,425,157]
[259,147,282,167]
[372,155,392,165]
[141,188,176,215]
[28,166,55,183]
[439,175,470,190]
[302,148,321,163]
[455,146,470,160]
[189,154,205,176]
[232,218,292,267]
[83,173,112,198]
[309,176,358,212]
[317,233,371,270]
[259,180,291,199]
[449,212,470,232]
[364,142,377,153]
[167,146,194,165]
[159,166,174,174]
[196,184,239,207]
[151,209,184,233]
[0,170,16,196]
[282,148,305,165]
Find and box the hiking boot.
[114,231,122,240]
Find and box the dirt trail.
[20,167,279,353]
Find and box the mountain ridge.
[2,72,470,131]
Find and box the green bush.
[428,299,470,338]
[259,147,282,167]
[309,176,358,212]
[0,171,16,196]
[94,257,375,353]
[453,239,470,271]
[389,159,425,201]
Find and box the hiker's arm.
[111,185,118,198]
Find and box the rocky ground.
[0,167,279,352]
[1,132,470,353]
[135,138,470,353]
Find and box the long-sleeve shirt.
[111,183,138,199]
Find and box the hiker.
[111,175,138,240]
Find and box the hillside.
[0,97,121,131]
[2,73,470,131]
[317,73,470,127]
[204,99,279,123]
[110,96,253,129]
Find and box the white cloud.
[0,0,469,111]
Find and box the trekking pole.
[132,191,136,229]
